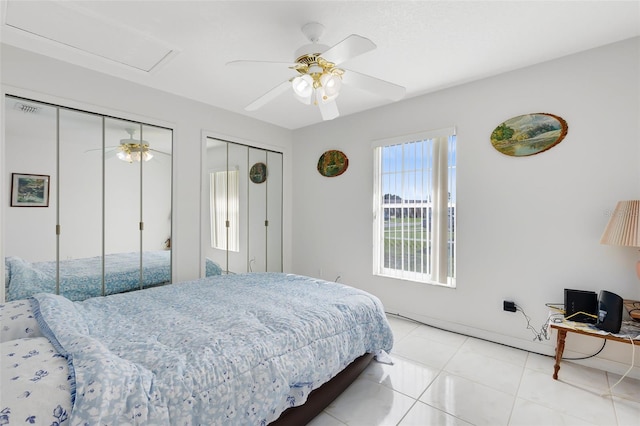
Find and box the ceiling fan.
[117,128,154,163]
[85,128,169,163]
[228,22,406,121]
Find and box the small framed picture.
[11,173,50,207]
[249,162,268,184]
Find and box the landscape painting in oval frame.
[317,150,349,177]
[490,113,568,157]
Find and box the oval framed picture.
[490,113,568,157]
[317,150,349,177]
[249,162,267,184]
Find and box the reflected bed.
[4,252,222,301]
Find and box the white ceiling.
[2,1,639,130]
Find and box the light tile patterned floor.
[308,315,640,426]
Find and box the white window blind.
[210,169,239,252]
[373,128,456,286]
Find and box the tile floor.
[308,315,640,426]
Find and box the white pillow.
[0,337,72,424]
[0,300,42,343]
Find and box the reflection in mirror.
[4,97,57,301]
[59,109,103,294]
[205,139,248,274]
[204,137,282,275]
[210,166,240,252]
[140,124,172,287]
[266,151,283,272]
[248,147,267,272]
[3,95,173,302]
[104,118,143,290]
[104,119,173,291]
[206,139,235,273]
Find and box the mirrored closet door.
[3,95,172,301]
[205,137,282,274]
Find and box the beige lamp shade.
[600,200,640,247]
[601,200,640,281]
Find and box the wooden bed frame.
[270,353,374,425]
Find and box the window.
[373,128,456,286]
[210,169,239,251]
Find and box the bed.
[0,272,393,425]
[4,252,223,302]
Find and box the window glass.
[373,129,456,286]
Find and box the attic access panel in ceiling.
[4,0,176,72]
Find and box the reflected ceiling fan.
[85,128,169,163]
[116,128,154,163]
[228,22,406,120]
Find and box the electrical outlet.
[503,300,516,312]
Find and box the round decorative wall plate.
[490,113,568,157]
[249,162,267,183]
[317,150,349,177]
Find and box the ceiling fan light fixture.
[117,142,153,163]
[307,64,323,75]
[320,73,342,100]
[294,91,312,105]
[292,74,314,98]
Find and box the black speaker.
[595,290,623,333]
[564,289,598,323]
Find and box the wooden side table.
[550,323,640,380]
[623,299,640,320]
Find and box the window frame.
[372,127,456,287]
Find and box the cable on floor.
[562,340,606,360]
[387,311,638,402]
[385,311,555,358]
[385,311,611,361]
[601,336,635,399]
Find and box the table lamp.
[601,200,640,274]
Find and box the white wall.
[0,44,294,292]
[291,37,640,377]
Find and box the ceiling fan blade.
[149,149,171,157]
[245,80,292,111]
[342,70,406,101]
[84,146,118,154]
[318,99,339,121]
[104,149,118,159]
[321,34,376,65]
[226,59,297,68]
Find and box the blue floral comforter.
[5,253,222,302]
[31,273,393,425]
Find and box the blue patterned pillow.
[205,258,223,276]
